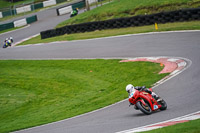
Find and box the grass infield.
[57,0,200,28]
[0,59,168,132]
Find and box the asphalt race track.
[0,30,199,133]
[0,3,200,133]
[0,0,84,48]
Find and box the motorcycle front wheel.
[159,99,167,110]
[136,100,152,115]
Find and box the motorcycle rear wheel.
[136,100,152,115]
[3,45,7,48]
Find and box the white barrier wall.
[14,19,27,27]
[0,12,2,18]
[16,5,31,14]
[88,0,97,4]
[43,0,56,7]
[58,6,72,15]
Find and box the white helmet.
[6,38,8,41]
[126,84,134,93]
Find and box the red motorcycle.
[129,88,167,115]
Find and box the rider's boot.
[152,92,162,102]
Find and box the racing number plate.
[129,90,136,98]
[154,105,158,109]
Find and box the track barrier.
[56,0,85,16]
[0,15,37,32]
[40,7,200,39]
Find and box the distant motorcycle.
[129,88,167,115]
[2,37,13,48]
[70,8,79,17]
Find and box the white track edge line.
[116,110,200,133]
[0,25,30,36]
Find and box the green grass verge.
[0,60,168,132]
[0,0,46,9]
[18,20,200,46]
[0,26,25,34]
[56,0,200,28]
[141,119,200,133]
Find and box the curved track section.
[0,30,199,133]
[0,0,84,48]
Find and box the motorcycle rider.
[3,37,13,48]
[126,84,161,101]
[70,8,79,17]
[9,37,13,43]
[5,37,13,46]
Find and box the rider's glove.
[144,88,152,94]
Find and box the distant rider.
[4,37,13,47]
[10,37,13,43]
[71,8,79,17]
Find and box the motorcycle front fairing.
[129,90,162,111]
[128,89,139,105]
